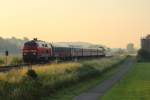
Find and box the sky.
[0,0,150,48]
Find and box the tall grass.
[0,58,4,65]
[10,57,23,65]
[0,55,22,66]
[0,56,126,100]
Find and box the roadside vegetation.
[10,56,23,65]
[0,55,22,66]
[0,56,126,100]
[0,58,4,65]
[101,62,150,100]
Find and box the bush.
[11,57,23,65]
[137,49,150,62]
[76,64,100,80]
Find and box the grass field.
[101,62,150,100]
[0,56,126,100]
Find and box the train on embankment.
[23,38,106,63]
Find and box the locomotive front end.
[23,41,38,63]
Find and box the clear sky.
[0,0,150,48]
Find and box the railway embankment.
[0,56,126,100]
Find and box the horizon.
[0,36,140,49]
[0,0,150,48]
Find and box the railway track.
[0,64,29,72]
[0,61,69,72]
[0,56,112,73]
[0,62,55,72]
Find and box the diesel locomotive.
[23,38,105,63]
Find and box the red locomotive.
[23,38,105,63]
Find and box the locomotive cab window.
[24,42,37,47]
[45,44,48,47]
[42,44,45,47]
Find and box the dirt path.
[74,58,134,100]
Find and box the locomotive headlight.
[23,53,26,55]
[33,52,36,55]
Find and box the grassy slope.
[0,56,126,100]
[101,63,150,100]
[44,60,125,100]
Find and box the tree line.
[0,37,29,55]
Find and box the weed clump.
[26,69,38,79]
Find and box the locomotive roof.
[26,39,48,44]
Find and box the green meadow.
[101,62,150,100]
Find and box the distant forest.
[0,37,29,55]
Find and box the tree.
[137,49,150,62]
